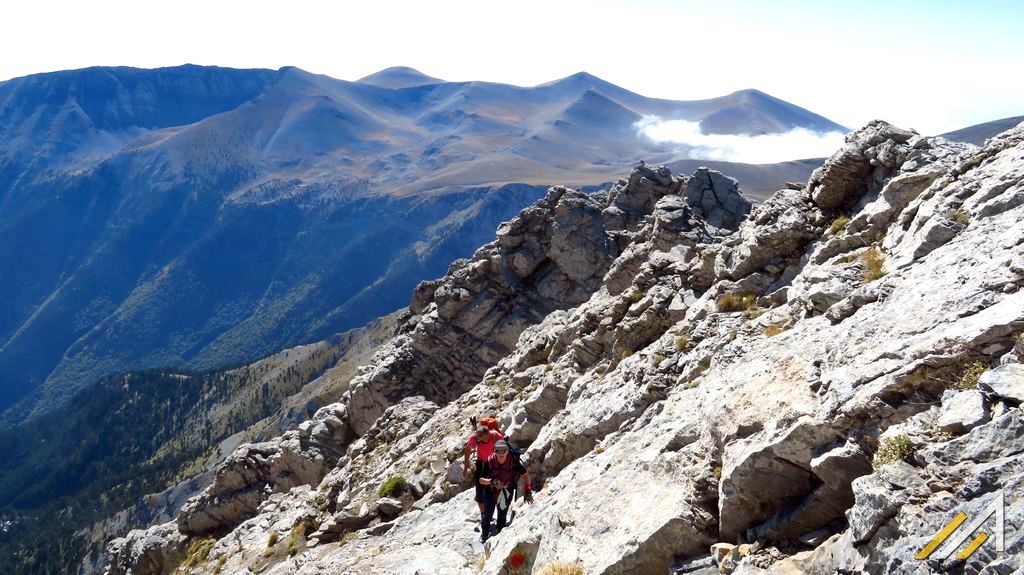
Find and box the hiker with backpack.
[464,416,505,513]
[477,439,533,543]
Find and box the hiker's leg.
[474,461,484,513]
[480,489,496,540]
[502,486,516,527]
[474,483,484,513]
[495,490,510,530]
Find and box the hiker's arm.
[523,470,534,503]
[463,443,472,470]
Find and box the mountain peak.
[730,87,768,98]
[693,87,849,134]
[567,71,601,82]
[356,66,443,89]
[535,70,612,89]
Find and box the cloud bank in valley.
[635,115,847,164]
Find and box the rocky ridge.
[106,119,1024,575]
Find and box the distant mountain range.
[0,65,845,199]
[0,64,997,424]
[940,115,1024,145]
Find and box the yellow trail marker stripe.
[956,532,989,560]
[916,512,968,560]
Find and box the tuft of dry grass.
[537,562,585,575]
[287,524,305,557]
[764,322,788,337]
[947,208,970,226]
[830,214,850,235]
[675,336,689,352]
[716,293,758,313]
[836,250,862,264]
[742,307,766,320]
[862,247,886,282]
[179,537,215,569]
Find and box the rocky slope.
[105,119,1023,575]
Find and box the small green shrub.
[267,532,279,548]
[675,336,690,351]
[651,352,667,366]
[537,562,585,575]
[862,247,886,282]
[830,214,850,235]
[619,348,634,361]
[378,475,408,497]
[874,434,915,467]
[948,208,970,226]
[629,288,644,302]
[341,531,359,544]
[950,361,986,390]
[716,293,757,313]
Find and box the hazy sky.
[3,0,1021,134]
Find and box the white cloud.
[634,115,848,164]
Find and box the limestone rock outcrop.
[105,522,188,575]
[347,163,698,437]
